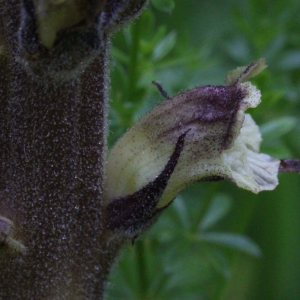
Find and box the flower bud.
[33,0,93,49]
[105,59,280,237]
[17,0,148,77]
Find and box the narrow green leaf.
[152,31,177,61]
[198,233,262,257]
[199,194,232,231]
[173,196,190,229]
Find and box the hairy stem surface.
[0,2,124,298]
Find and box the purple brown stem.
[279,159,300,173]
[0,0,147,298]
[0,2,127,298]
[0,48,117,299]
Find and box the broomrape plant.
[0,0,299,299]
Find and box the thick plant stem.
[0,49,112,300]
[0,0,150,297]
[0,7,124,300]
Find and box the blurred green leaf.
[201,247,231,278]
[199,233,262,257]
[224,37,251,63]
[152,31,177,61]
[277,51,300,70]
[151,0,175,13]
[199,194,232,231]
[260,116,298,140]
[263,35,286,61]
[111,48,129,65]
[172,196,190,229]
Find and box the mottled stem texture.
[2,1,300,299]
[0,0,148,299]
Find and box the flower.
[17,0,148,77]
[105,59,280,237]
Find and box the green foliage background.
[107,0,300,299]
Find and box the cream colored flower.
[105,59,280,235]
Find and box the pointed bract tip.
[225,58,267,85]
